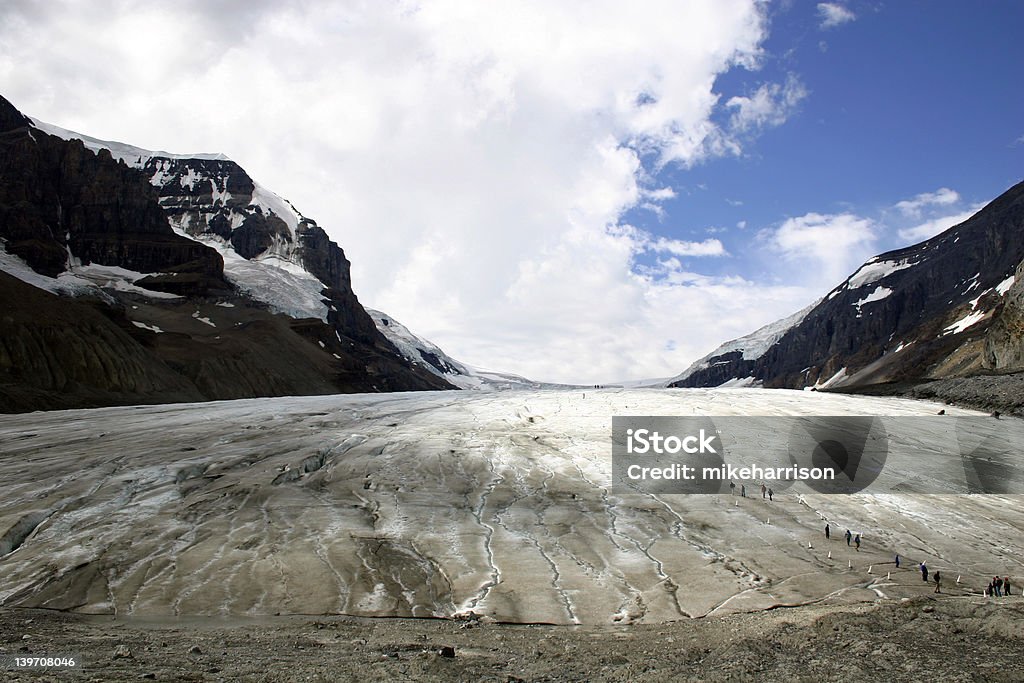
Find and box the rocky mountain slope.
[0,94,452,412]
[672,180,1024,391]
[367,308,574,390]
[668,301,819,388]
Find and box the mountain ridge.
[0,94,453,412]
[671,180,1024,391]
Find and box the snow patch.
[30,118,228,164]
[0,243,180,300]
[178,166,202,190]
[717,376,759,388]
[813,367,847,390]
[251,183,303,236]
[943,310,989,335]
[131,321,164,333]
[996,274,1016,295]
[854,286,892,309]
[892,341,913,354]
[846,258,916,289]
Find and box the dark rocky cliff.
[0,96,226,294]
[673,180,1024,390]
[0,95,453,411]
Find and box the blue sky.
[2,1,1022,383]
[628,1,1024,289]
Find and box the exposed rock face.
[133,153,380,344]
[0,96,226,293]
[0,94,453,412]
[672,181,1024,390]
[984,259,1024,371]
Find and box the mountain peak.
[29,117,229,164]
[673,179,1024,391]
[0,94,32,133]
[0,93,454,411]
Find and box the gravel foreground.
[3,597,1023,682]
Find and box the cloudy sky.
[3,1,1022,383]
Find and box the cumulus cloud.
[894,187,961,217]
[656,238,726,256]
[817,3,856,29]
[897,204,985,242]
[888,187,986,243]
[0,0,826,383]
[726,74,808,135]
[764,212,876,288]
[757,190,990,295]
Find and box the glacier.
[1,389,1020,625]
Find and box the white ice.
[1,389,1018,625]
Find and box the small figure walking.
[1004,577,1012,595]
[994,576,1003,597]
[845,529,852,546]
[921,562,929,582]
[895,554,900,569]
[761,483,767,499]
[825,523,830,540]
[934,571,941,593]
[767,487,774,502]
[730,481,736,495]
[854,534,861,551]
[741,484,746,498]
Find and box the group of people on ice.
[823,523,1014,597]
[730,481,774,501]
[985,576,1013,597]
[823,523,860,551]
[737,486,1015,599]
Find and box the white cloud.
[896,204,984,242]
[0,1,826,384]
[817,3,856,29]
[725,73,808,136]
[894,187,961,217]
[651,237,727,257]
[765,212,876,288]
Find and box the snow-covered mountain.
[31,117,513,392]
[367,308,577,390]
[672,180,1024,390]
[0,94,452,412]
[667,300,820,387]
[30,117,356,326]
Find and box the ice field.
[1,388,1021,624]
